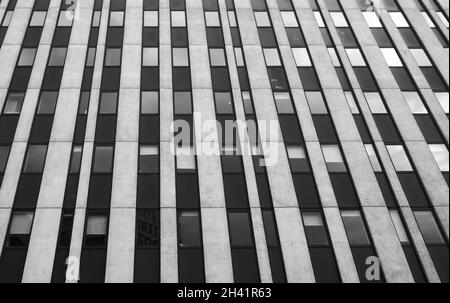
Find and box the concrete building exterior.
[0,0,448,283]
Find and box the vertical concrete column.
[0,1,7,21]
[236,0,315,283]
[104,0,142,283]
[67,0,110,283]
[159,0,178,283]
[376,10,449,143]
[318,0,443,283]
[187,0,234,283]
[345,12,449,234]
[218,0,273,283]
[0,142,27,255]
[22,0,93,283]
[421,0,450,38]
[0,0,58,259]
[0,0,32,90]
[302,2,414,283]
[345,2,449,224]
[397,0,449,85]
[267,0,359,283]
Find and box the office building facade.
[0,0,448,283]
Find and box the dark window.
[354,67,378,91]
[178,211,202,248]
[134,248,160,282]
[285,28,306,46]
[87,175,112,209]
[29,116,53,144]
[106,27,123,47]
[279,115,303,144]
[313,115,339,143]
[391,67,416,91]
[84,212,108,247]
[172,67,191,90]
[371,28,392,47]
[398,29,421,48]
[95,116,117,143]
[293,174,321,208]
[303,212,329,246]
[0,116,19,144]
[0,250,28,283]
[352,247,384,283]
[398,173,429,208]
[206,28,224,47]
[415,115,443,143]
[6,211,34,247]
[0,146,10,173]
[375,173,396,208]
[79,250,107,283]
[422,67,447,91]
[211,67,231,91]
[223,174,249,208]
[178,249,205,283]
[143,27,159,47]
[354,115,371,143]
[23,145,47,173]
[13,175,42,209]
[137,175,160,209]
[336,28,357,47]
[255,174,273,208]
[231,249,260,283]
[228,212,253,247]
[136,210,160,247]
[268,67,289,91]
[258,28,277,47]
[330,173,359,208]
[428,246,449,283]
[298,67,321,91]
[374,115,401,144]
[171,28,188,47]
[310,247,341,283]
[57,212,74,247]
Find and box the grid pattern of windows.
[0,0,448,284]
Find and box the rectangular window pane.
[141,91,159,114]
[341,210,371,246]
[174,91,192,114]
[178,211,202,247]
[303,212,329,246]
[414,211,445,245]
[274,92,294,114]
[99,92,118,114]
[18,48,37,66]
[3,93,25,114]
[176,146,196,171]
[23,145,47,173]
[139,145,159,174]
[9,212,34,235]
[143,47,158,66]
[69,145,83,173]
[173,48,189,66]
[93,146,113,173]
[144,11,158,27]
[86,214,108,235]
[0,146,10,172]
[228,212,253,247]
[322,145,346,172]
[48,47,67,66]
[37,92,58,114]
